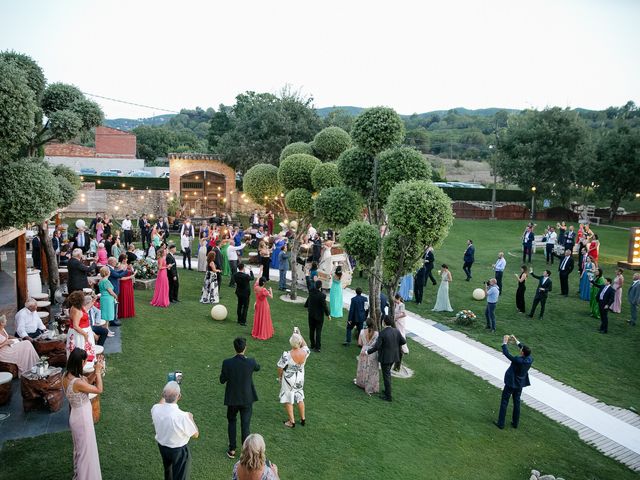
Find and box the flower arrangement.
[133,257,158,280]
[455,309,477,326]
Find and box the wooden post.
[16,233,27,309]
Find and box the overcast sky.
[1,0,638,119]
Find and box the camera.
[167,371,183,384]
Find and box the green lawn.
[0,270,636,479]
[351,219,640,409]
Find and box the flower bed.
[455,309,477,326]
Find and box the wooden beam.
[16,233,27,309]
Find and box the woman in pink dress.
[355,318,379,395]
[117,254,136,318]
[612,268,624,314]
[252,277,274,340]
[0,315,39,376]
[150,247,170,307]
[96,243,108,266]
[95,217,104,243]
[63,348,103,480]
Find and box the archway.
[180,170,227,217]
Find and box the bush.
[340,221,380,269]
[55,175,77,208]
[311,126,352,161]
[242,163,281,205]
[52,164,81,188]
[314,186,362,228]
[382,230,422,281]
[81,175,170,191]
[311,162,342,191]
[0,60,37,158]
[278,153,321,192]
[378,146,431,204]
[351,107,405,155]
[285,188,313,214]
[280,142,313,162]
[336,147,373,197]
[439,186,528,202]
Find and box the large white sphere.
[472,288,486,301]
[211,304,228,321]
[75,219,86,229]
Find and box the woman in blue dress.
[271,235,286,269]
[399,274,414,301]
[329,270,344,318]
[579,255,594,301]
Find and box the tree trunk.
[39,221,59,301]
[609,196,621,224]
[386,283,396,324]
[288,233,302,301]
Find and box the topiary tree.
[311,126,352,161]
[242,163,281,205]
[280,141,313,162]
[340,221,380,271]
[0,60,38,159]
[351,106,405,155]
[377,146,431,204]
[336,147,374,198]
[277,153,321,191]
[311,162,342,191]
[285,188,314,215]
[0,51,46,100]
[41,83,84,116]
[314,186,361,229]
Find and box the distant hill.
[104,114,174,131]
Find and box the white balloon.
[472,288,486,301]
[75,219,86,229]
[211,304,228,321]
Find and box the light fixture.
[207,181,211,185]
[195,175,199,180]
[80,176,84,181]
[618,226,640,268]
[115,206,119,211]
[130,187,134,191]
[191,208,195,214]
[96,180,101,185]
[122,183,126,188]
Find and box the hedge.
[80,175,169,190]
[439,187,528,202]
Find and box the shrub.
[242,163,281,205]
[314,186,362,228]
[311,126,352,161]
[278,153,321,192]
[336,147,373,197]
[351,106,405,155]
[311,162,342,191]
[285,188,314,214]
[340,221,380,269]
[377,146,432,204]
[280,142,313,162]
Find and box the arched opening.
[180,170,227,217]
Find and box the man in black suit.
[592,277,615,334]
[344,287,367,346]
[494,335,533,429]
[462,239,475,281]
[166,244,179,303]
[139,214,150,252]
[564,225,576,253]
[232,263,253,326]
[528,269,552,319]
[31,235,42,270]
[67,248,97,293]
[304,280,331,352]
[414,266,426,305]
[219,337,260,459]
[423,246,437,286]
[74,228,91,254]
[554,249,574,296]
[367,315,406,401]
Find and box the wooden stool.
[0,371,13,405]
[36,300,51,316]
[248,251,259,264]
[0,361,18,379]
[37,311,50,326]
[58,268,68,284]
[32,292,49,302]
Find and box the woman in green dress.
[221,239,231,276]
[329,270,344,318]
[98,266,118,329]
[590,267,604,319]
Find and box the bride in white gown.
[432,264,453,312]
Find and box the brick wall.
[95,126,136,158]
[44,144,96,157]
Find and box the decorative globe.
[211,304,228,321]
[75,219,86,229]
[472,288,486,301]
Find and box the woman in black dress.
[515,264,528,313]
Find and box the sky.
[1,0,638,119]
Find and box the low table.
[34,335,67,367]
[21,367,64,412]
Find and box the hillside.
[104,114,174,131]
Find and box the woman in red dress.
[252,277,274,340]
[588,234,600,264]
[150,247,170,307]
[118,254,136,318]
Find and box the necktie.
[561,257,568,270]
[600,286,607,300]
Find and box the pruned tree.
[311,126,352,161]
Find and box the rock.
[539,476,556,480]
[531,471,540,478]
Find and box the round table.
[0,371,13,405]
[21,367,63,412]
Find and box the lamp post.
[489,144,497,220]
[617,226,640,270]
[530,186,537,220]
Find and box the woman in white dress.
[432,264,453,312]
[197,237,207,272]
[393,294,409,354]
[277,328,310,428]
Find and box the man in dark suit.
[522,227,534,263]
[166,244,179,303]
[367,315,406,401]
[528,269,552,319]
[31,235,42,270]
[554,249,574,296]
[67,248,97,293]
[628,273,640,327]
[494,335,533,429]
[462,239,475,281]
[219,337,260,459]
[344,288,366,346]
[592,277,615,334]
[423,246,437,286]
[74,228,91,254]
[304,280,331,352]
[232,263,253,326]
[564,225,576,253]
[414,266,426,304]
[139,214,150,251]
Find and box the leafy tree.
[314,186,361,229]
[311,162,342,191]
[208,105,232,149]
[594,125,640,222]
[404,127,430,153]
[351,106,405,155]
[336,147,373,197]
[52,163,82,189]
[242,164,281,205]
[311,126,351,161]
[0,51,46,100]
[323,108,355,132]
[285,188,314,215]
[497,108,594,205]
[340,221,380,269]
[377,146,431,204]
[41,83,83,116]
[277,154,321,191]
[133,125,203,162]
[280,142,313,162]
[0,60,38,158]
[55,175,76,208]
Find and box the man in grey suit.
[628,273,640,326]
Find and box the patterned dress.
[355,329,379,395]
[277,346,310,404]
[200,264,219,304]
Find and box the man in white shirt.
[180,219,195,270]
[545,227,558,265]
[122,215,133,248]
[493,252,507,295]
[227,242,248,287]
[15,298,46,341]
[308,223,317,240]
[151,381,199,480]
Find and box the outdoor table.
[21,367,63,412]
[58,267,68,284]
[33,334,67,367]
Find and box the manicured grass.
[351,219,640,409]
[0,269,636,479]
